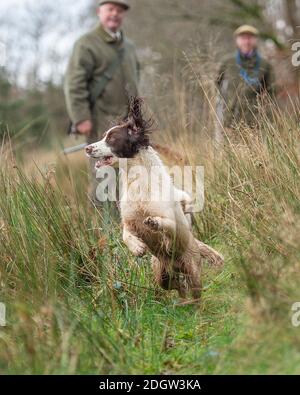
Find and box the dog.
[86,98,224,301]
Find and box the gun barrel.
[63,143,88,155]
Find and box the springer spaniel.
[86,98,224,302]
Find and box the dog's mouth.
[95,155,117,168]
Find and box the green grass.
[0,165,239,374]
[1,100,300,374]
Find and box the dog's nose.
[86,145,93,155]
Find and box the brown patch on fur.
[126,96,154,134]
[151,143,186,164]
[104,97,154,158]
[105,126,141,158]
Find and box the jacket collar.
[238,49,258,60]
[97,24,124,44]
[237,49,260,68]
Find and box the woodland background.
[0,0,300,146]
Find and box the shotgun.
[63,143,88,155]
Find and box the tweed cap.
[234,25,259,36]
[98,0,130,10]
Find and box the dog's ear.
[127,96,143,135]
[126,96,153,136]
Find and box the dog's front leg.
[123,225,147,257]
[144,217,176,235]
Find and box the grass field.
[0,99,300,374]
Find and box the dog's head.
[86,97,153,168]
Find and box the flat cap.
[234,25,259,37]
[98,0,130,10]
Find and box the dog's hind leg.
[151,257,187,297]
[123,225,147,257]
[196,239,224,267]
[180,261,202,301]
[151,256,170,290]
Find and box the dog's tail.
[196,240,224,267]
[151,143,186,164]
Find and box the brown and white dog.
[86,98,224,301]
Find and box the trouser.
[87,111,120,216]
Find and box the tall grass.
[1,87,300,373]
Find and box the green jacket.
[64,24,139,139]
[217,51,275,127]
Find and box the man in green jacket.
[216,25,275,129]
[64,0,139,204]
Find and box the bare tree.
[0,0,95,88]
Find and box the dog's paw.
[205,252,224,268]
[144,216,160,231]
[131,240,147,257]
[213,254,225,267]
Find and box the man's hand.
[77,120,93,136]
